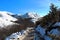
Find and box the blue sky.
[0,0,60,16]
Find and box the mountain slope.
[0,11,17,27]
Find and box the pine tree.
[49,3,58,22]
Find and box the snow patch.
[36,25,45,36]
[53,22,60,27]
[49,29,60,36]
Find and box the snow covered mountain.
[22,12,39,18]
[0,11,17,28]
[11,12,40,23]
[0,11,40,30]
[21,12,40,23]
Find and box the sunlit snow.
[0,11,17,27]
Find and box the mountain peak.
[21,12,40,23]
[24,12,39,18]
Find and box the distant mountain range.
[0,11,40,27]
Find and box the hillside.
[35,4,60,40]
[0,11,40,40]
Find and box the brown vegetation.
[0,18,35,40]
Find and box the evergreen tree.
[49,3,58,22]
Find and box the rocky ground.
[23,27,35,40]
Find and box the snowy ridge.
[11,12,40,23]
[22,12,40,23]
[22,12,39,18]
[0,11,17,27]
